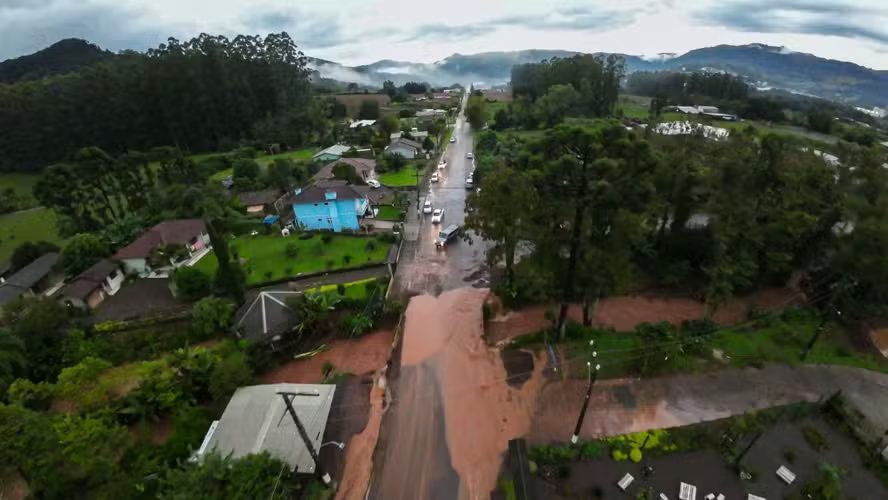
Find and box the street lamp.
[571,351,600,444]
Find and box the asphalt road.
[390,93,491,299]
[370,92,491,500]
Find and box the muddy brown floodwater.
[374,288,544,500]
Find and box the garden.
[193,232,393,285]
[507,395,888,499]
[0,206,64,262]
[378,162,423,187]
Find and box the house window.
[317,218,323,222]
[108,270,118,280]
[324,202,329,206]
[314,203,319,207]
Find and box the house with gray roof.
[233,289,302,342]
[195,383,336,475]
[311,144,352,163]
[384,137,423,159]
[58,259,124,310]
[0,253,61,307]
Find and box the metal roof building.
[197,383,337,474]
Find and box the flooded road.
[371,288,543,500]
[391,93,491,299]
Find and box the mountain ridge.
[312,44,887,106]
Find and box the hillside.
[313,44,888,107]
[0,38,112,83]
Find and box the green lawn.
[193,233,390,285]
[0,207,64,262]
[255,148,317,167]
[209,168,233,181]
[306,277,379,300]
[378,164,422,187]
[522,310,886,380]
[0,173,40,203]
[375,205,405,221]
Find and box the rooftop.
[0,252,59,305]
[312,144,351,159]
[233,290,302,341]
[112,219,206,260]
[387,137,422,151]
[237,189,283,207]
[290,183,364,205]
[313,158,376,182]
[60,259,120,300]
[199,383,336,473]
[349,119,376,129]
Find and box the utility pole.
[571,346,599,444]
[277,392,331,485]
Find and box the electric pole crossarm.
[277,392,331,485]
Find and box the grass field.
[378,164,422,187]
[375,205,405,221]
[193,233,390,285]
[0,173,39,200]
[531,310,887,380]
[0,207,64,262]
[255,148,317,167]
[306,277,379,300]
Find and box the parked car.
[431,172,439,183]
[465,177,474,189]
[366,179,381,188]
[431,208,444,224]
[423,200,433,214]
[466,152,473,159]
[436,224,460,248]
[450,137,456,143]
[438,161,447,169]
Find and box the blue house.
[291,184,369,232]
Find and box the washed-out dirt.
[486,288,802,343]
[261,329,394,384]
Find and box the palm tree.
[0,328,26,389]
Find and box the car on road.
[450,137,456,143]
[431,208,444,224]
[366,179,381,188]
[466,152,473,159]
[435,224,460,248]
[423,200,433,214]
[430,172,439,183]
[438,160,447,169]
[465,177,473,189]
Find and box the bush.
[191,297,236,339]
[285,242,299,258]
[173,267,212,301]
[336,284,347,296]
[343,254,352,265]
[629,448,643,463]
[283,266,293,275]
[263,271,273,280]
[802,425,830,452]
[365,240,377,251]
[299,232,314,240]
[208,351,254,404]
[529,444,577,465]
[326,260,334,269]
[321,233,333,244]
[7,379,56,410]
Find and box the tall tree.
[205,219,245,304]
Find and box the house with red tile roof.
[112,219,210,276]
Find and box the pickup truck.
[435,224,460,248]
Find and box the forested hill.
[0,33,319,173]
[0,38,112,83]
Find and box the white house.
[59,259,125,310]
[384,137,423,159]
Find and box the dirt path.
[487,288,802,343]
[261,329,394,384]
[527,364,888,444]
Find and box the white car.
[431,208,444,224]
[466,152,473,159]
[438,161,447,169]
[423,200,433,214]
[366,179,381,188]
[430,172,439,183]
[450,137,456,143]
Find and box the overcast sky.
[2,0,888,69]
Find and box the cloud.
[696,0,888,45]
[402,5,637,43]
[243,9,349,49]
[0,1,185,60]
